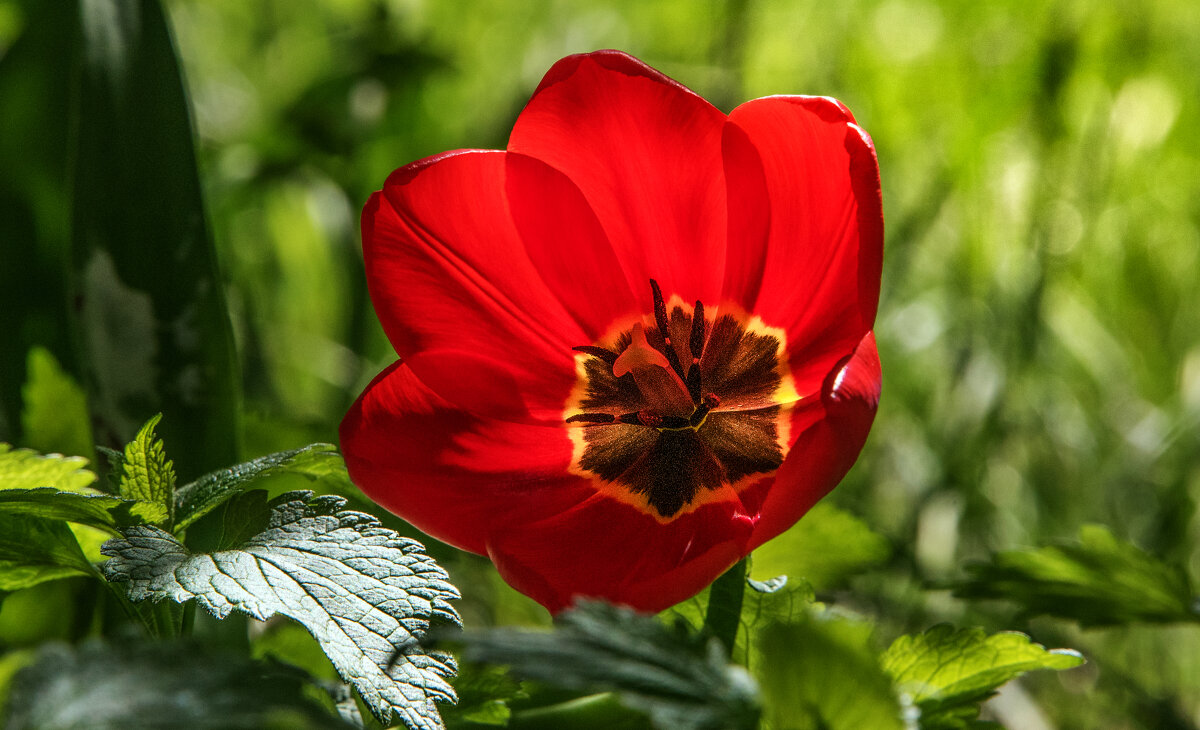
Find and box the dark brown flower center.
[564,280,796,520]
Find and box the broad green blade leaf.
[0,443,96,493]
[755,610,904,730]
[19,347,93,460]
[458,601,761,730]
[114,414,175,526]
[173,443,347,530]
[0,513,95,591]
[71,0,239,481]
[0,2,77,445]
[751,502,891,589]
[881,625,1083,729]
[0,488,166,532]
[101,490,460,729]
[1,640,355,730]
[954,524,1199,626]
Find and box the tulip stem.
[704,557,748,658]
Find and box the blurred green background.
[2,0,1199,727]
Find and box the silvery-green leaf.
[459,600,760,730]
[2,640,354,730]
[101,490,460,730]
[173,443,346,530]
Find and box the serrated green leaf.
[954,524,1199,626]
[751,502,891,589]
[0,488,166,531]
[101,490,460,729]
[755,610,904,730]
[881,625,1084,729]
[458,601,760,730]
[19,347,93,460]
[1,640,354,730]
[115,414,175,526]
[173,443,347,530]
[0,444,96,493]
[0,513,95,591]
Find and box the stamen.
[685,362,702,404]
[566,413,615,424]
[689,300,705,359]
[637,410,663,428]
[572,345,618,364]
[648,279,687,381]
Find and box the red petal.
[339,361,593,555]
[744,331,882,551]
[363,150,583,423]
[726,96,884,396]
[509,50,729,306]
[505,152,638,340]
[486,493,755,613]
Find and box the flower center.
[564,280,797,520]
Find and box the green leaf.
[954,524,1199,626]
[71,0,240,481]
[100,490,461,729]
[443,663,527,728]
[1,640,355,730]
[0,443,96,493]
[0,513,95,591]
[755,610,904,730]
[19,347,93,460]
[0,488,166,532]
[114,414,175,526]
[881,625,1084,729]
[0,2,77,443]
[458,601,761,730]
[751,502,891,589]
[661,573,815,670]
[173,443,347,530]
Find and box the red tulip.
[340,50,883,613]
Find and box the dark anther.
[566,413,615,424]
[649,279,670,337]
[637,410,663,428]
[703,392,721,409]
[572,345,619,364]
[618,412,644,425]
[685,363,703,404]
[689,300,706,360]
[658,414,692,429]
[648,279,687,381]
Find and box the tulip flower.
[341,50,883,612]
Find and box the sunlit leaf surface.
[113,415,175,526]
[0,444,95,493]
[882,625,1084,729]
[101,490,460,729]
